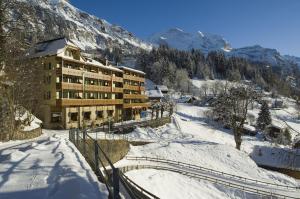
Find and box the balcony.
[58,83,112,92]
[123,74,145,82]
[60,82,83,90]
[85,85,111,92]
[112,87,123,93]
[123,85,145,91]
[123,102,150,109]
[57,99,123,107]
[112,76,123,82]
[57,67,112,81]
[123,94,148,99]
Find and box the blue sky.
[71,0,300,56]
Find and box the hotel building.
[29,38,148,129]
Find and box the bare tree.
[201,83,209,98]
[212,85,258,150]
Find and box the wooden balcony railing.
[60,82,83,90]
[123,85,145,91]
[123,94,148,99]
[112,87,123,93]
[59,83,112,92]
[57,68,112,81]
[57,99,123,107]
[84,85,111,92]
[123,102,150,109]
[123,74,145,82]
[112,76,123,82]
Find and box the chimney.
[105,59,108,66]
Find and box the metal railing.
[69,129,159,199]
[118,164,300,199]
[125,156,300,190]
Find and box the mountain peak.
[148,28,231,53]
[14,0,152,53]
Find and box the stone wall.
[0,127,42,141]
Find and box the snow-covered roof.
[117,66,145,75]
[84,58,123,73]
[146,89,164,98]
[28,37,79,58]
[156,85,168,92]
[243,124,256,132]
[145,79,156,90]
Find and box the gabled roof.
[28,37,79,58]
[117,66,145,75]
[146,89,164,98]
[156,85,168,92]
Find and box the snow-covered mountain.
[10,0,152,54]
[149,28,300,68]
[7,0,300,68]
[148,28,231,53]
[228,45,288,66]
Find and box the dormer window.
[64,49,74,58]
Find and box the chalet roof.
[28,37,78,58]
[84,58,123,73]
[146,89,164,98]
[117,66,145,75]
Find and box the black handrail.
[69,129,159,199]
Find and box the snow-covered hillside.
[114,103,300,198]
[149,28,231,53]
[11,0,152,54]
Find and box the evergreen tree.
[256,101,272,130]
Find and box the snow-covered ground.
[114,103,300,199]
[0,130,108,199]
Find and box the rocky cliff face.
[149,28,300,69]
[10,0,152,55]
[149,28,231,53]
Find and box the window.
[70,112,78,122]
[51,113,61,123]
[83,112,91,120]
[56,92,61,99]
[56,77,61,83]
[107,110,114,117]
[48,63,52,70]
[96,111,103,119]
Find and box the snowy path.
[0,130,108,199]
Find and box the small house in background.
[146,89,164,103]
[265,123,284,138]
[177,95,197,104]
[272,99,284,109]
[155,85,169,95]
[243,124,257,136]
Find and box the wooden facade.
[31,38,149,129]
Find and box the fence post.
[113,168,120,199]
[83,130,86,156]
[94,140,100,176]
[76,129,79,147]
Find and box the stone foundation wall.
[0,127,42,141]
